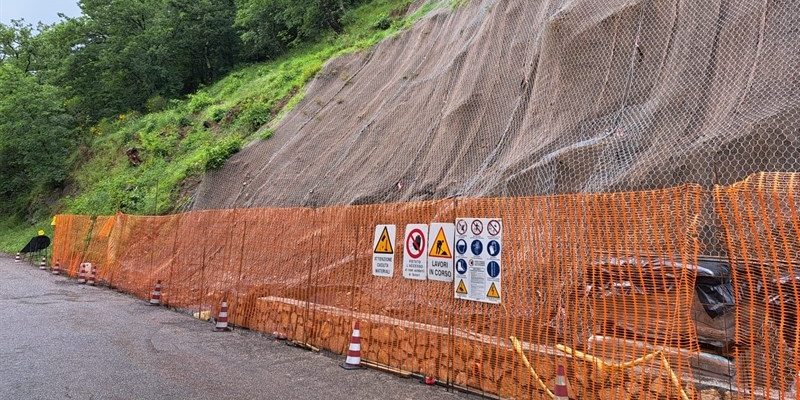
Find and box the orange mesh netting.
[52,214,97,276]
[715,172,800,399]
[54,184,707,399]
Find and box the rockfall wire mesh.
[193,0,800,259]
[54,183,707,399]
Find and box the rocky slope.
[194,0,800,210]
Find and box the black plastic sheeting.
[19,235,51,253]
[694,260,735,318]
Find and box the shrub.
[139,127,180,158]
[178,115,192,127]
[146,95,170,112]
[204,136,243,170]
[373,16,392,30]
[258,128,275,140]
[238,100,272,131]
[188,92,214,113]
[209,106,227,123]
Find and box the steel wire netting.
[193,0,800,261]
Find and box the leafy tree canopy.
[0,0,375,220]
[0,65,75,218]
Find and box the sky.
[0,0,82,26]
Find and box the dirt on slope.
[193,0,800,210]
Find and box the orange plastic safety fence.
[445,187,701,399]
[52,214,97,276]
[715,172,800,400]
[52,184,703,400]
[232,207,316,331]
[83,216,113,281]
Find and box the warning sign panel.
[429,227,452,258]
[372,225,396,277]
[374,226,394,254]
[403,224,428,280]
[427,223,454,282]
[486,282,500,299]
[456,280,468,295]
[454,217,502,303]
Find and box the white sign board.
[454,218,502,304]
[372,224,396,277]
[427,223,454,282]
[403,224,428,280]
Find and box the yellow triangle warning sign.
[429,227,452,258]
[486,282,500,299]
[456,279,468,295]
[374,226,394,254]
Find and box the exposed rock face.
[194,0,800,210]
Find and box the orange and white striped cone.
[214,299,231,332]
[148,280,162,306]
[77,263,87,284]
[341,320,362,370]
[39,256,47,270]
[86,265,97,285]
[52,259,61,275]
[14,253,21,263]
[554,365,569,400]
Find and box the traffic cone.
[77,263,87,284]
[148,280,162,306]
[86,265,97,285]
[14,253,21,263]
[554,365,569,400]
[341,320,362,370]
[39,256,47,270]
[214,299,231,332]
[52,259,61,275]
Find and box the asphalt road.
[0,253,480,400]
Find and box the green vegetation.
[0,0,444,252]
[0,216,49,255]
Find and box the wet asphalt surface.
[0,254,481,400]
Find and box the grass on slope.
[0,0,446,253]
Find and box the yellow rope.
[556,344,690,400]
[511,336,690,400]
[509,336,555,399]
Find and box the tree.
[37,0,242,122]
[0,20,43,73]
[0,65,75,217]
[164,0,241,93]
[234,0,364,61]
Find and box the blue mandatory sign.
[471,240,483,256]
[456,259,468,275]
[456,239,468,255]
[487,261,500,278]
[487,240,501,257]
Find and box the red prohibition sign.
[406,228,426,259]
[487,219,501,236]
[471,219,484,235]
[456,219,468,235]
